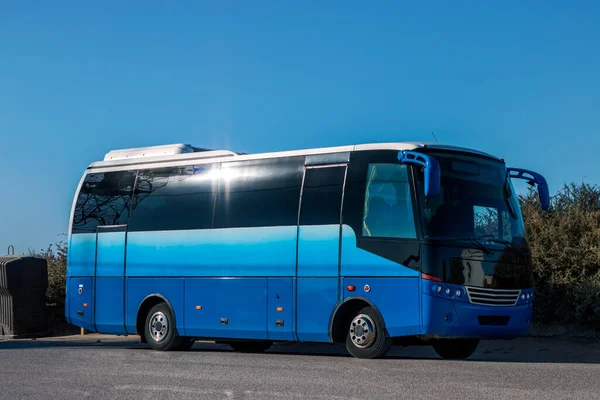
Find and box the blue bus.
[65,142,549,359]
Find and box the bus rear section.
[65,143,548,359]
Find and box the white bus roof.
[89,142,501,172]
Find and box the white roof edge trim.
[89,145,356,171]
[86,142,501,173]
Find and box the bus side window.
[72,171,136,233]
[128,165,217,232]
[214,157,304,229]
[362,164,416,239]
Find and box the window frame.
[343,150,422,243]
[71,170,137,234]
[213,156,305,229]
[127,163,219,232]
[361,162,418,240]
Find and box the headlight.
[436,286,442,293]
[521,294,526,300]
[445,288,451,295]
[455,289,462,297]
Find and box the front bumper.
[422,293,533,337]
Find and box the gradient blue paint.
[67,233,96,277]
[95,231,126,277]
[340,226,420,277]
[342,277,421,337]
[296,278,338,342]
[126,227,297,277]
[297,225,340,277]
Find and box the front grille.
[466,287,520,306]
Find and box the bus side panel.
[67,277,94,332]
[339,225,422,337]
[267,278,295,341]
[296,278,338,342]
[342,277,422,337]
[184,278,268,339]
[125,228,297,277]
[95,278,125,334]
[66,233,96,329]
[95,230,126,334]
[125,278,185,335]
[68,233,96,277]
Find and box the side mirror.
[398,151,440,197]
[507,168,550,210]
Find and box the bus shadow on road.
[2,336,600,364]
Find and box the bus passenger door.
[296,164,347,342]
[94,225,127,334]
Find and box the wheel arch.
[136,293,177,343]
[328,296,386,344]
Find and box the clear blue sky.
[1,1,599,253]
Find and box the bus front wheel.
[144,303,182,351]
[345,306,391,359]
[432,338,479,360]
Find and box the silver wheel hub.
[149,311,169,342]
[349,314,376,348]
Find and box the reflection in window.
[474,206,499,239]
[72,171,136,233]
[129,165,217,232]
[214,158,304,228]
[362,164,416,239]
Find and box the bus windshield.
[417,151,526,243]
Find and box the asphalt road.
[1,335,600,400]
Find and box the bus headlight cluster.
[520,290,534,303]
[432,285,464,298]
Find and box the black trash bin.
[0,255,49,338]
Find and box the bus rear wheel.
[432,338,479,360]
[144,303,182,351]
[228,341,273,353]
[345,306,391,359]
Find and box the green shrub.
[30,242,67,306]
[520,182,600,325]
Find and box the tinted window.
[72,171,136,233]
[214,157,304,228]
[362,164,416,239]
[129,164,217,232]
[299,166,346,225]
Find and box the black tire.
[345,306,391,359]
[433,338,479,360]
[144,303,182,351]
[177,337,196,351]
[228,341,273,353]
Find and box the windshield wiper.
[481,238,527,257]
[425,236,493,255]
